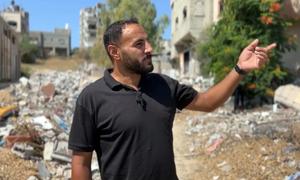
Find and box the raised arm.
[71,151,93,180]
[186,39,276,112]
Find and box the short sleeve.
[175,81,198,110]
[68,102,97,152]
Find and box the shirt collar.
[104,69,123,90]
[103,69,148,91]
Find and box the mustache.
[143,54,153,60]
[151,53,160,57]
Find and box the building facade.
[0,16,20,82]
[171,0,300,77]
[170,0,223,77]
[29,27,71,58]
[0,0,29,34]
[79,4,101,49]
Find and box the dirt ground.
[21,57,85,74]
[0,148,37,180]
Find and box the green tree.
[20,34,39,64]
[91,0,169,67]
[197,0,297,106]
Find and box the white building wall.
[80,6,99,49]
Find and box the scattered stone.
[32,116,53,130]
[37,161,51,180]
[285,171,300,180]
[275,84,300,111]
[43,141,54,161]
[41,83,55,100]
[51,140,71,163]
[19,77,29,87]
[27,176,39,180]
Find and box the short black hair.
[103,18,139,58]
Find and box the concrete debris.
[41,83,55,100]
[11,142,42,160]
[0,124,14,138]
[19,77,29,87]
[37,161,51,180]
[179,75,214,91]
[274,84,300,111]
[183,104,300,179]
[0,63,102,179]
[185,107,299,149]
[285,171,300,180]
[43,142,54,161]
[31,116,53,130]
[51,140,71,163]
[26,176,39,180]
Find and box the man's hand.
[237,39,276,73]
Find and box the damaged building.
[29,27,71,58]
[171,0,300,77]
[79,3,101,49]
[170,0,223,77]
[0,0,29,34]
[0,16,20,82]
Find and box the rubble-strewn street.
[0,63,300,180]
[174,108,300,180]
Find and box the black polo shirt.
[69,69,198,180]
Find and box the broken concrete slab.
[51,140,71,163]
[274,84,300,111]
[11,142,42,160]
[32,116,53,130]
[19,77,29,87]
[43,141,54,161]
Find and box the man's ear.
[107,44,120,61]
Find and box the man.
[68,18,276,180]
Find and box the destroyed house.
[0,16,20,82]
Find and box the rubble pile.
[0,63,103,179]
[183,107,300,179]
[185,108,299,146]
[179,75,214,91]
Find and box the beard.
[122,53,154,75]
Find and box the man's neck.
[111,68,141,91]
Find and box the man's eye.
[135,42,145,48]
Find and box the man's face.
[117,24,154,74]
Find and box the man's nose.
[145,41,153,53]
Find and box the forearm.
[72,164,92,180]
[186,67,243,112]
[200,68,243,111]
[186,39,275,112]
[71,151,93,180]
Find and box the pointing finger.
[265,43,277,52]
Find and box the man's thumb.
[246,39,259,51]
